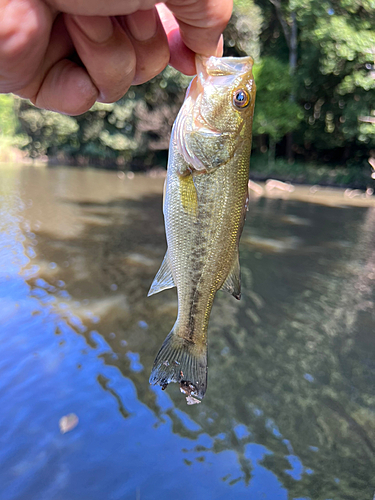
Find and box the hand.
[0,0,232,115]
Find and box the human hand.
[0,0,232,115]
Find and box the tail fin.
[149,326,207,401]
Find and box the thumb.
[165,0,231,57]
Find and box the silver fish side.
[148,55,256,402]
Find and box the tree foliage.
[0,94,18,136]
[1,0,374,171]
[252,56,303,142]
[16,66,190,166]
[255,0,375,163]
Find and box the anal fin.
[220,249,241,300]
[148,251,175,297]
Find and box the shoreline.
[2,162,375,208]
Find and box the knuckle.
[205,5,232,30]
[0,8,42,61]
[0,5,47,90]
[170,0,232,30]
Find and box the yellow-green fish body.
[149,56,256,401]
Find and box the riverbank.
[2,162,375,208]
[248,179,375,208]
[249,155,374,190]
[1,144,374,190]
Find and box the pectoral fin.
[179,173,198,216]
[220,250,241,300]
[148,251,175,297]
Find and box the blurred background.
[1,2,375,500]
[0,0,374,187]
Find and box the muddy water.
[1,165,375,500]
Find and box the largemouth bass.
[148,55,256,403]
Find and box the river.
[1,164,375,500]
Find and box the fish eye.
[233,89,250,109]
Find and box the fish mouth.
[196,55,254,79]
[185,55,254,102]
[175,55,255,174]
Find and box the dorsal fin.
[148,251,175,297]
[220,249,241,300]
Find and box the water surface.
[1,165,375,500]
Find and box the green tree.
[255,0,375,164]
[296,0,375,161]
[0,94,18,136]
[15,0,263,169]
[16,66,190,167]
[252,56,303,164]
[16,99,79,159]
[225,0,263,61]
[12,0,375,172]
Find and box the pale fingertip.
[34,59,98,115]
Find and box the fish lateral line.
[148,54,256,403]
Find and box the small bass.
[148,55,256,403]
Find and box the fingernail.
[72,15,114,43]
[126,8,157,42]
[215,35,224,57]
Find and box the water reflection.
[1,165,375,500]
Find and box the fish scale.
[148,55,256,403]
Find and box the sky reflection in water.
[1,165,375,500]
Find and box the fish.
[148,55,256,402]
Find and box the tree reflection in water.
[13,167,375,499]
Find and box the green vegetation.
[252,56,303,164]
[0,0,374,186]
[0,95,28,162]
[250,155,372,186]
[15,67,190,168]
[0,94,18,137]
